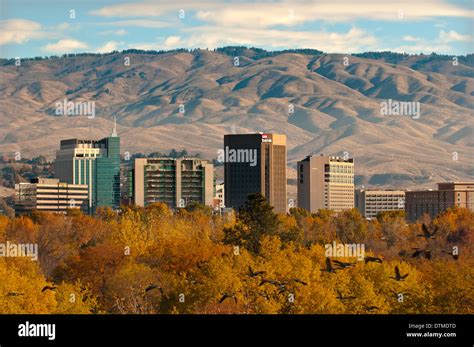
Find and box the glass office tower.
[55,122,121,213]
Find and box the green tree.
[224,193,280,253]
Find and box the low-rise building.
[405,182,474,222]
[213,182,225,211]
[355,189,405,219]
[15,178,89,215]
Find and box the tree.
[334,209,368,243]
[224,193,280,253]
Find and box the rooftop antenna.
[111,115,118,137]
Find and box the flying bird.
[290,278,308,286]
[6,292,25,297]
[144,284,163,294]
[442,250,459,260]
[41,286,57,293]
[398,250,408,257]
[321,258,337,273]
[364,256,383,264]
[336,290,356,301]
[390,266,409,281]
[364,305,380,312]
[411,248,432,259]
[219,293,237,304]
[333,260,356,269]
[259,278,281,287]
[417,224,437,239]
[248,266,266,278]
[277,285,289,294]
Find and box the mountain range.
[0,47,473,192]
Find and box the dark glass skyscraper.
[224,133,287,213]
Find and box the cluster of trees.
[4,48,473,68]
[0,159,52,188]
[0,194,472,314]
[215,46,324,60]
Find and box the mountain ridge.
[0,47,473,190]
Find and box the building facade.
[297,155,354,213]
[405,182,474,222]
[54,131,120,211]
[15,178,88,215]
[133,157,214,208]
[213,182,225,211]
[355,189,405,219]
[224,133,287,213]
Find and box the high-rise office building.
[405,182,474,222]
[224,133,287,213]
[355,189,405,219]
[133,157,214,208]
[297,155,354,212]
[54,122,120,212]
[15,178,88,215]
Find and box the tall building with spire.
[54,121,121,212]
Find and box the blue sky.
[0,0,473,58]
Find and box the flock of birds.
[4,224,461,313]
[216,223,461,312]
[218,266,309,304]
[398,223,460,260]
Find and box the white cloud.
[403,35,421,42]
[439,30,471,42]
[100,29,128,36]
[133,27,378,53]
[90,0,474,27]
[0,19,47,45]
[163,36,182,48]
[192,27,377,52]
[100,19,170,28]
[96,41,123,53]
[391,29,473,54]
[43,39,88,54]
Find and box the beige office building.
[224,133,287,213]
[133,158,214,208]
[405,182,474,222]
[297,155,354,212]
[356,189,405,219]
[15,178,89,215]
[213,182,225,211]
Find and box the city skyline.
[0,0,472,340]
[10,129,474,220]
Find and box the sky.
[0,0,473,58]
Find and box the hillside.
[0,48,473,190]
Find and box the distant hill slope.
[0,48,473,189]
